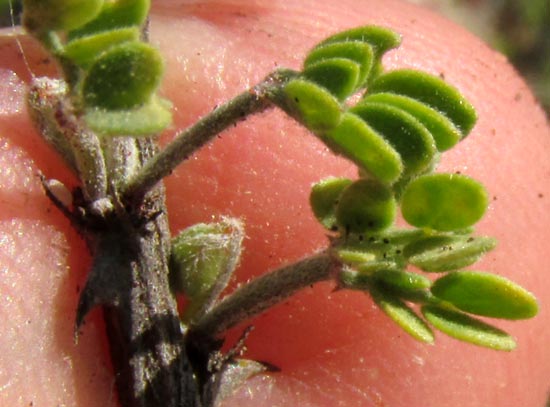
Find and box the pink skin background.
[0,0,549,406]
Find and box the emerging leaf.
[83,41,164,109]
[304,41,374,87]
[369,69,477,135]
[431,271,538,320]
[283,79,342,131]
[303,58,361,100]
[324,112,403,184]
[422,305,517,351]
[351,102,437,177]
[401,173,489,231]
[362,93,462,151]
[335,179,397,233]
[310,177,353,230]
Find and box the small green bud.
[170,218,244,322]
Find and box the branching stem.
[190,250,338,340]
[122,68,299,202]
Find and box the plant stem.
[190,250,338,340]
[122,68,299,203]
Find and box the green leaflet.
[431,271,538,320]
[362,93,462,151]
[324,112,403,184]
[23,0,104,31]
[315,26,402,60]
[401,173,488,231]
[170,218,244,322]
[422,305,517,351]
[369,69,477,135]
[68,0,151,39]
[335,179,396,233]
[84,96,172,136]
[350,102,437,177]
[283,79,342,131]
[371,286,434,343]
[373,269,432,292]
[304,41,374,87]
[310,177,353,230]
[64,27,140,67]
[83,41,164,110]
[303,58,361,100]
[404,234,497,272]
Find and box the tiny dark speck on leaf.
[294,97,299,103]
[467,237,474,242]
[383,238,389,244]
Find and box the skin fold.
[0,0,548,406]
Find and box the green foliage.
[310,177,352,230]
[83,42,164,109]
[401,173,488,231]
[68,0,150,39]
[298,25,537,350]
[23,0,103,31]
[334,179,396,233]
[422,305,517,351]
[431,271,538,320]
[22,0,171,136]
[369,69,477,135]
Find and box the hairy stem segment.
[189,251,338,340]
[122,69,299,203]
